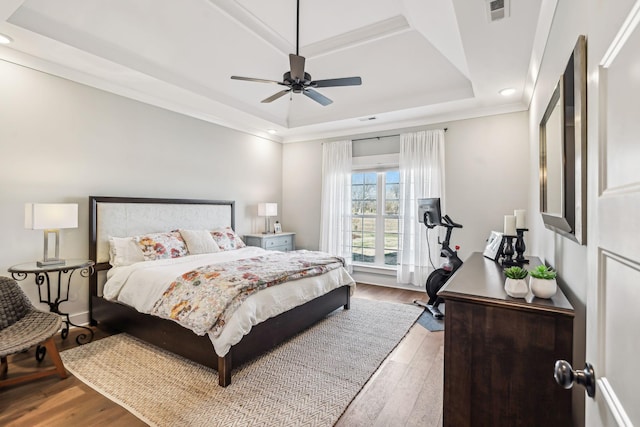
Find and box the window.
[351,170,400,267]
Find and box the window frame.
[351,167,400,268]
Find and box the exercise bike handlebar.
[442,214,463,229]
[422,212,463,229]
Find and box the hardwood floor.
[0,284,444,426]
[0,326,144,427]
[339,285,444,427]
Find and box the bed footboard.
[92,295,218,369]
[217,285,350,386]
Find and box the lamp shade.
[258,203,278,217]
[25,203,78,230]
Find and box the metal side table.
[9,259,95,353]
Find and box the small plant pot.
[504,278,529,298]
[530,277,557,299]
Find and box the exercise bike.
[413,206,463,319]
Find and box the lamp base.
[263,216,273,234]
[40,229,65,267]
[37,259,66,267]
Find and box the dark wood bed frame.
[88,196,350,386]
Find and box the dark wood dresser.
[438,252,574,427]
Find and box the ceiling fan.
[230,0,362,106]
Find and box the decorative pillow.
[134,231,188,261]
[210,227,246,251]
[179,229,220,254]
[108,236,145,267]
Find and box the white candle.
[514,209,526,229]
[504,215,516,236]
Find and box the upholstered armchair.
[0,276,67,387]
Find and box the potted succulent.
[529,265,558,299]
[503,266,529,298]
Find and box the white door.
[586,0,640,425]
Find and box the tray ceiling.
[0,0,552,142]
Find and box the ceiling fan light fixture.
[499,87,516,96]
[0,33,13,44]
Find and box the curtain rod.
[351,128,447,142]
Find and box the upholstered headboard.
[88,196,235,296]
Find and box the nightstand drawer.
[243,232,295,251]
[265,235,292,249]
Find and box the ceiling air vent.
[486,0,510,22]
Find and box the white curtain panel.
[397,130,445,287]
[319,140,353,269]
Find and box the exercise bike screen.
[417,197,443,227]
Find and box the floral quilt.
[150,250,345,337]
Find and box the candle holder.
[515,228,529,265]
[501,235,519,267]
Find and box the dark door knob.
[554,360,596,398]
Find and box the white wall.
[0,58,283,323]
[282,111,529,263]
[281,140,323,250]
[444,112,529,261]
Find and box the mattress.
[103,246,356,356]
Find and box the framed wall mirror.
[539,35,587,244]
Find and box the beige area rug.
[61,298,422,427]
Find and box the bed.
[88,196,355,386]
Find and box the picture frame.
[273,221,282,234]
[483,230,504,261]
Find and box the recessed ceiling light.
[499,87,516,96]
[0,33,13,44]
[267,129,277,134]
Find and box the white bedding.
[103,246,356,357]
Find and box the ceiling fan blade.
[231,76,283,85]
[311,77,362,88]
[262,89,291,103]
[303,88,333,106]
[289,54,306,81]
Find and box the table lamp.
[25,203,78,266]
[258,202,277,234]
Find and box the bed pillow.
[179,229,220,254]
[134,231,189,261]
[108,236,145,267]
[210,227,246,251]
